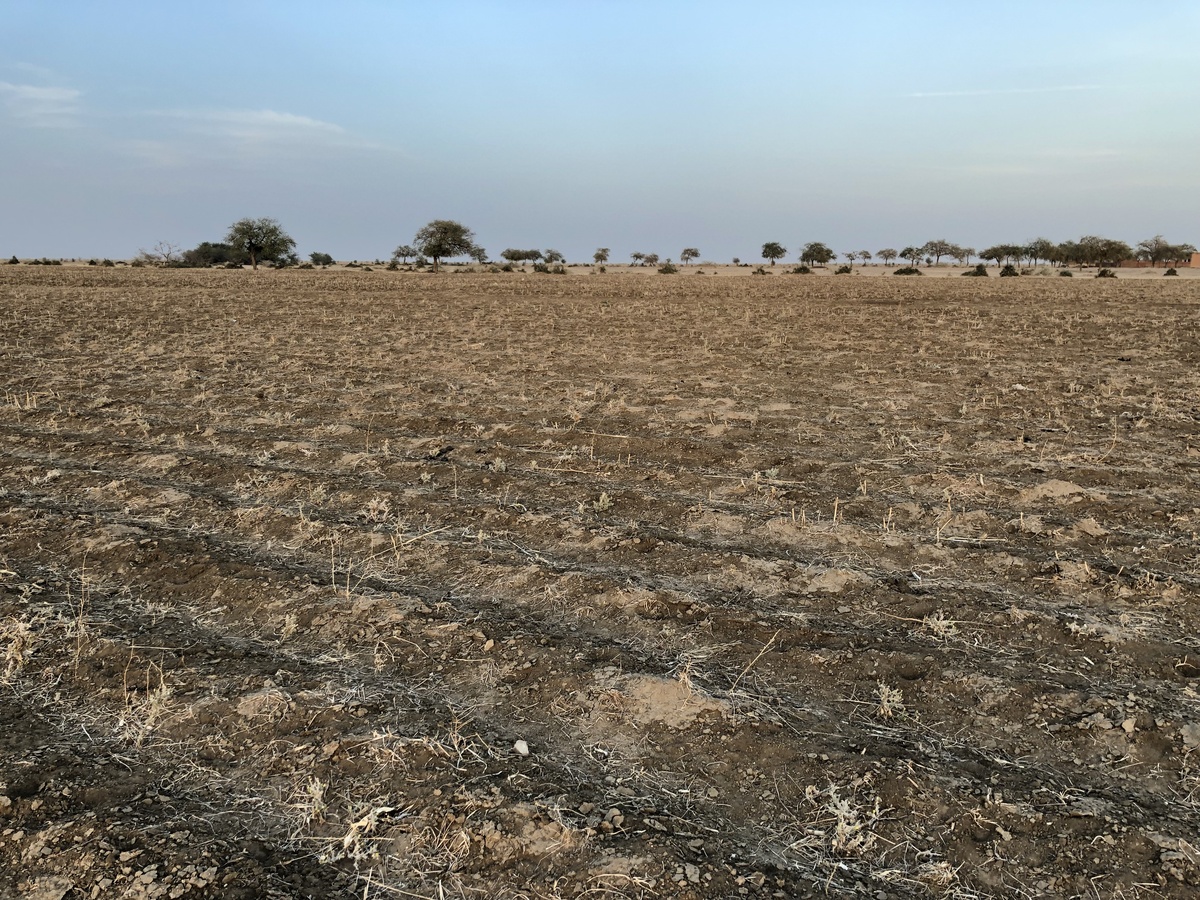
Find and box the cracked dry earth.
[1,266,1199,900]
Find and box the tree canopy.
[761,242,786,265]
[413,220,480,273]
[225,217,296,270]
[800,242,835,266]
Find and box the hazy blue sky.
[2,0,1197,262]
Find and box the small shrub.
[532,261,550,274]
[834,265,852,275]
[1164,267,1178,277]
[7,256,18,265]
[223,261,242,269]
[344,261,361,268]
[1059,269,1073,277]
[999,264,1019,277]
[597,265,606,273]
[789,265,811,275]
[550,264,566,275]
[657,262,678,274]
[131,259,145,268]
[362,266,373,271]
[893,266,923,276]
[297,262,315,269]
[499,262,515,272]
[87,259,98,266]
[962,264,988,277]
[101,259,115,267]
[1095,268,1117,279]
[385,260,399,271]
[752,266,770,276]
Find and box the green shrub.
[999,264,1019,277]
[298,262,315,269]
[1059,269,1073,277]
[752,266,770,276]
[962,264,988,277]
[657,262,678,274]
[101,259,115,267]
[893,266,922,276]
[550,264,566,275]
[835,265,852,275]
[131,259,145,267]
[87,259,98,266]
[1164,267,1178,277]
[1095,268,1117,279]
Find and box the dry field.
[1,267,1199,900]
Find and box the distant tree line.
[758,235,1195,270]
[120,219,1195,274]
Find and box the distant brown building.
[1117,254,1197,268]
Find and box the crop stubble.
[1,267,1199,898]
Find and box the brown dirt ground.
[1,266,1199,899]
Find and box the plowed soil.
[2,267,1199,899]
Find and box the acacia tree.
[226,217,295,270]
[392,245,417,264]
[1134,235,1192,267]
[953,246,974,266]
[413,219,479,273]
[630,252,646,266]
[680,247,700,265]
[137,241,182,265]
[858,250,872,266]
[761,242,786,265]
[501,249,543,265]
[593,248,609,266]
[1025,237,1056,266]
[644,253,660,267]
[921,239,955,266]
[801,242,835,267]
[900,246,922,267]
[877,248,898,266]
[543,249,565,264]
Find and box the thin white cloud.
[906,85,1102,99]
[0,81,81,127]
[161,108,348,139]
[127,107,382,165]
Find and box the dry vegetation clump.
[1,266,1200,898]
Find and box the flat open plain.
[2,267,1199,898]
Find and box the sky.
[1,0,1197,262]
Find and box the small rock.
[685,863,701,884]
[513,740,530,757]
